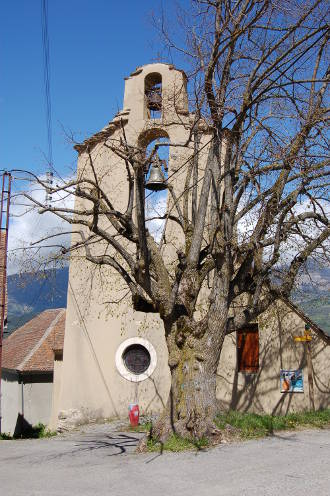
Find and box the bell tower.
[122,63,188,126]
[51,63,208,430]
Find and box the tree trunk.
[152,324,222,442]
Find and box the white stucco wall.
[1,372,53,436]
[58,292,171,421]
[49,358,63,430]
[55,63,194,425]
[22,378,53,428]
[1,373,20,435]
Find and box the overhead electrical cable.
[41,0,64,192]
[41,0,53,172]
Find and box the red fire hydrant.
[128,403,140,427]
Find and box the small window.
[237,325,259,373]
[122,344,151,375]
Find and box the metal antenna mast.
[0,172,12,433]
[41,0,53,205]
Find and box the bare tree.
[19,0,329,441]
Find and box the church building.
[49,63,330,430]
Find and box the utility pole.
[0,172,12,433]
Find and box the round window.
[115,337,157,382]
[122,344,151,375]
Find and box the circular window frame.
[115,337,157,382]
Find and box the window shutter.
[237,326,259,373]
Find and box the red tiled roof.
[2,308,66,373]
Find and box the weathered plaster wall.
[217,301,330,415]
[55,63,194,425]
[49,357,63,430]
[58,283,170,421]
[22,377,53,428]
[1,372,20,434]
[1,372,53,435]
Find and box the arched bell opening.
[145,73,162,120]
[143,135,169,242]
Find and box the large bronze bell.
[145,160,167,191]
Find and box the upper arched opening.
[143,135,169,242]
[138,128,169,150]
[145,72,162,119]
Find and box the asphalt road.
[0,425,329,496]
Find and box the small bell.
[145,156,167,191]
[146,89,162,111]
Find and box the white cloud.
[145,190,168,242]
[237,196,329,265]
[7,176,74,274]
[7,177,169,274]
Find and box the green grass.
[215,409,330,440]
[141,409,330,452]
[0,423,56,440]
[126,419,209,452]
[147,434,209,452]
[128,418,209,452]
[127,421,152,433]
[22,422,57,439]
[0,432,12,440]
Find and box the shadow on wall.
[312,341,330,410]
[217,303,330,415]
[13,414,45,438]
[144,376,167,413]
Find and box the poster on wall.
[280,369,304,393]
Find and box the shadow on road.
[46,433,142,460]
[270,432,300,442]
[71,433,141,456]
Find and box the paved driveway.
[1,425,329,496]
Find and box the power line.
[41,0,53,172]
[41,0,64,199]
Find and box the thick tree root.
[137,414,222,451]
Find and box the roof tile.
[2,308,66,372]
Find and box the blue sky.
[0,0,178,179]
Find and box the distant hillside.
[4,265,329,335]
[6,267,69,334]
[292,264,330,335]
[298,296,330,333]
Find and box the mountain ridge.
[5,265,330,335]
